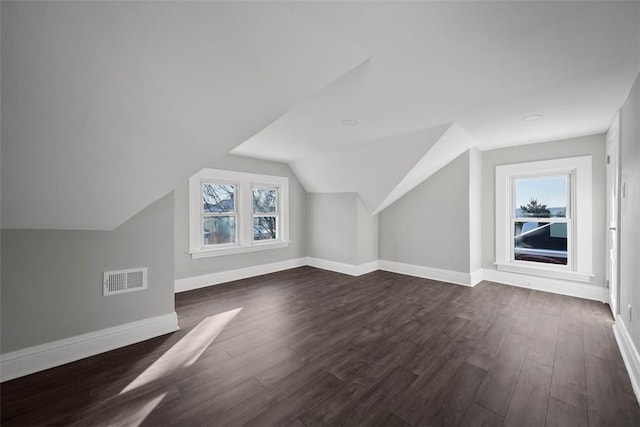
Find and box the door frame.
[606,113,620,317]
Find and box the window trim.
[189,169,290,258]
[495,156,593,282]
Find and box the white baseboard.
[175,258,607,302]
[175,257,307,293]
[176,258,463,290]
[305,257,378,277]
[378,260,475,287]
[481,268,605,302]
[613,317,640,402]
[0,312,179,383]
[470,269,484,286]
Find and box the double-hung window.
[512,175,570,266]
[495,156,593,282]
[202,183,237,246]
[252,186,279,241]
[189,169,290,258]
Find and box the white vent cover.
[103,267,148,296]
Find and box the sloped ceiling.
[1,1,369,229]
[374,123,478,215]
[234,1,640,211]
[236,1,640,154]
[290,124,451,213]
[2,2,640,229]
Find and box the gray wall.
[174,155,307,280]
[307,192,378,266]
[307,193,358,265]
[469,147,482,273]
[619,72,640,349]
[379,151,471,273]
[481,134,607,287]
[1,193,175,353]
[356,196,379,265]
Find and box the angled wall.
[378,151,471,274]
[1,1,368,231]
[1,193,176,355]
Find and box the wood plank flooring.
[1,267,639,426]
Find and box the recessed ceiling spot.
[524,114,543,121]
[341,119,358,126]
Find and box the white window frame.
[495,156,593,282]
[189,169,290,258]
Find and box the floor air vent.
[103,267,148,296]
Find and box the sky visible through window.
[515,176,567,208]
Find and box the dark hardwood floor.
[2,266,639,426]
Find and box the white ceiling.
[2,1,639,229]
[233,1,640,210]
[235,1,640,158]
[290,123,452,212]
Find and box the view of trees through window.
[252,188,278,241]
[513,176,568,265]
[200,183,279,245]
[202,183,236,245]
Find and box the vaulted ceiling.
[2,1,639,230]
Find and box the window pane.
[515,176,567,218]
[203,216,236,245]
[514,221,567,265]
[202,184,234,213]
[253,216,276,240]
[253,188,277,213]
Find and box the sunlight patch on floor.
[117,392,167,427]
[120,307,242,394]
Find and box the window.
[495,156,593,282]
[202,183,237,246]
[513,175,570,266]
[189,169,289,258]
[252,186,278,241]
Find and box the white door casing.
[606,113,620,317]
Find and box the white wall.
[174,155,307,281]
[378,151,471,273]
[1,193,175,354]
[481,134,607,288]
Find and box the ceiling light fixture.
[341,119,358,126]
[524,114,543,121]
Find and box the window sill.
[190,241,291,259]
[494,262,593,283]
